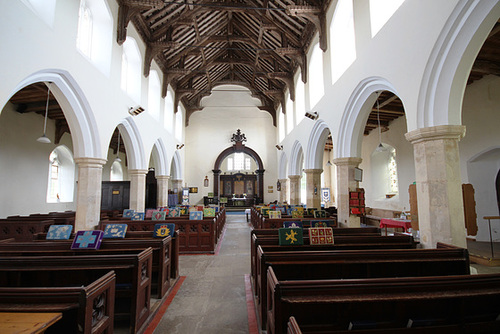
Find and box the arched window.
[224,153,254,172]
[110,160,124,181]
[308,43,324,108]
[77,1,93,57]
[278,107,285,142]
[175,108,184,142]
[121,37,142,102]
[47,146,76,203]
[76,0,112,74]
[295,79,305,125]
[21,0,56,26]
[148,70,161,120]
[164,88,174,132]
[371,144,399,200]
[286,93,294,135]
[330,0,356,84]
[369,0,405,37]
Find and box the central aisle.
[153,212,253,333]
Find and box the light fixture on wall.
[305,111,319,120]
[204,176,209,187]
[36,82,52,144]
[326,160,333,167]
[375,91,387,152]
[176,143,184,150]
[114,129,122,163]
[276,145,283,150]
[129,105,145,116]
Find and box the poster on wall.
[321,188,330,204]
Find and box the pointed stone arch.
[417,0,500,129]
[305,120,331,169]
[116,117,146,170]
[289,140,304,176]
[150,138,169,176]
[278,151,288,180]
[338,77,400,159]
[7,69,100,159]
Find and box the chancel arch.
[212,129,264,205]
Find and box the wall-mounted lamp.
[204,176,209,187]
[305,111,319,120]
[326,160,333,167]
[129,105,145,116]
[276,145,283,150]
[176,144,184,150]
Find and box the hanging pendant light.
[36,82,52,144]
[375,91,387,152]
[114,129,122,163]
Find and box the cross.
[76,231,97,248]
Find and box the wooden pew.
[0,237,172,300]
[269,269,500,334]
[0,270,115,334]
[261,218,337,229]
[0,248,153,334]
[250,233,416,291]
[99,218,220,254]
[33,230,181,283]
[0,219,58,241]
[257,247,470,330]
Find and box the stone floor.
[153,212,253,334]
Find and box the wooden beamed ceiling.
[117,0,332,125]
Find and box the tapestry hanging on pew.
[283,221,302,228]
[46,225,73,240]
[189,211,203,220]
[131,212,145,220]
[71,230,104,250]
[278,228,303,245]
[152,211,167,220]
[154,223,176,238]
[309,227,334,245]
[103,224,127,238]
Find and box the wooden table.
[0,312,62,333]
[380,218,412,234]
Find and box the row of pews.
[250,223,500,334]
[0,208,227,333]
[250,207,337,229]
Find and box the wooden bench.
[250,233,416,291]
[0,248,153,333]
[0,270,115,334]
[0,219,59,241]
[260,218,337,229]
[99,218,221,254]
[257,247,470,330]
[33,229,181,283]
[0,237,172,300]
[269,269,500,334]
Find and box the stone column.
[333,157,362,227]
[74,157,107,231]
[129,169,148,212]
[278,178,288,204]
[405,125,467,249]
[171,179,183,205]
[156,175,170,207]
[304,169,323,209]
[289,175,301,205]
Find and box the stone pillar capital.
[128,169,149,176]
[333,157,362,167]
[304,168,323,174]
[405,125,466,144]
[156,175,171,181]
[288,174,301,180]
[74,157,107,168]
[278,178,288,183]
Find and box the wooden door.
[462,183,478,236]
